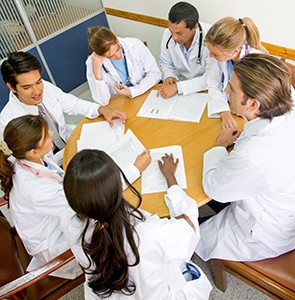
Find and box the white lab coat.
[159,22,210,95]
[86,37,161,106]
[9,156,81,279]
[9,156,140,279]
[196,110,295,261]
[207,45,260,118]
[0,80,100,141]
[61,185,212,300]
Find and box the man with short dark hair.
[0,51,126,163]
[196,54,295,261]
[158,1,210,98]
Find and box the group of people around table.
[0,1,294,299]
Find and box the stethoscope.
[101,47,132,89]
[166,23,203,65]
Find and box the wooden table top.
[64,85,243,217]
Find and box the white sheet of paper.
[136,90,174,119]
[137,90,207,123]
[77,119,124,152]
[108,129,146,170]
[169,93,207,123]
[141,145,187,194]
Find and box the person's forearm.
[165,173,177,188]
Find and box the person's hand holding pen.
[114,82,132,97]
[92,53,104,80]
[158,153,179,187]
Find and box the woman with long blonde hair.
[205,17,268,129]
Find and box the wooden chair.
[0,215,84,299]
[212,250,295,300]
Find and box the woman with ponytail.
[205,17,268,129]
[61,150,212,299]
[0,115,81,279]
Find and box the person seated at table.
[0,115,151,279]
[0,51,126,165]
[86,26,161,106]
[205,17,268,129]
[195,54,295,262]
[61,150,212,299]
[157,2,210,99]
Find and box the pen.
[221,72,225,85]
[102,64,123,90]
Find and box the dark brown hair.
[64,149,145,297]
[0,115,48,199]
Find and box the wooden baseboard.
[104,7,295,60]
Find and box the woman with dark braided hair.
[61,150,212,299]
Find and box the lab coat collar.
[16,156,64,182]
[9,91,39,114]
[171,27,201,72]
[239,113,290,140]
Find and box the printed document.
[108,129,146,170]
[137,90,207,123]
[141,145,187,194]
[77,119,124,152]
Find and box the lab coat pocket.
[165,261,212,300]
[232,204,256,238]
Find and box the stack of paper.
[77,121,145,171]
[77,119,124,152]
[137,90,207,123]
[77,121,188,195]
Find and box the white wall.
[102,0,295,60]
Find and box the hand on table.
[134,150,151,173]
[157,83,178,99]
[158,153,179,187]
[163,77,178,85]
[215,128,241,148]
[98,106,126,127]
[220,111,238,130]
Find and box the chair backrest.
[0,216,27,299]
[0,213,85,300]
[212,249,295,299]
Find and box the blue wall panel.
[0,47,50,110]
[0,12,108,111]
[39,12,109,93]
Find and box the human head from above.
[205,17,267,62]
[225,53,293,121]
[0,115,53,198]
[63,149,145,297]
[168,1,199,46]
[1,51,44,105]
[88,26,123,60]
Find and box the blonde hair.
[205,17,268,53]
[88,26,118,55]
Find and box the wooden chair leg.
[212,259,227,292]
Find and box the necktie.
[38,104,66,150]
